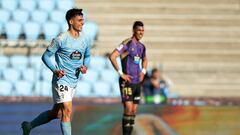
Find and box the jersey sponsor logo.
[116,44,124,51]
[134,56,140,64]
[70,50,82,60]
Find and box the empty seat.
[50,10,65,25]
[112,82,121,97]
[43,21,60,41]
[38,0,56,12]
[29,55,44,69]
[90,56,107,71]
[9,55,29,70]
[0,55,9,70]
[0,9,11,24]
[42,68,53,82]
[93,81,111,97]
[22,68,41,82]
[57,0,74,12]
[75,81,92,97]
[3,68,21,83]
[61,23,68,32]
[31,10,49,24]
[23,21,41,41]
[19,0,37,12]
[0,80,13,96]
[82,21,98,41]
[0,23,2,34]
[35,81,52,96]
[100,69,119,84]
[15,80,34,96]
[2,0,18,11]
[81,69,99,83]
[12,9,29,24]
[5,21,22,40]
[107,57,122,70]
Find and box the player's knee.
[63,107,72,116]
[124,108,133,115]
[131,108,137,115]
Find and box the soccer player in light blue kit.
[21,8,91,135]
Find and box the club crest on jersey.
[70,50,82,60]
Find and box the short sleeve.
[47,38,60,53]
[115,43,128,54]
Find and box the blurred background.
[0,0,240,135]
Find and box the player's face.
[70,15,84,32]
[133,26,144,41]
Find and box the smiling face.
[69,15,84,32]
[133,26,144,41]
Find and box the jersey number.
[59,85,68,92]
[122,87,132,95]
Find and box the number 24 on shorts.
[59,85,68,92]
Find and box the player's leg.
[129,103,138,132]
[60,101,72,135]
[126,83,141,135]
[122,101,135,135]
[21,104,61,135]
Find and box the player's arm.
[42,38,64,78]
[80,43,91,74]
[109,43,132,83]
[139,56,148,82]
[139,46,148,82]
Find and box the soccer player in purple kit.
[109,21,148,135]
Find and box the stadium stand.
[0,9,10,24]
[9,55,29,70]
[38,0,56,12]
[76,81,92,97]
[12,9,29,24]
[93,81,112,97]
[78,0,240,97]
[19,0,37,12]
[0,55,9,70]
[43,21,60,41]
[57,0,74,12]
[34,80,52,96]
[50,10,66,25]
[1,0,18,11]
[5,21,22,40]
[31,10,49,25]
[23,21,41,41]
[2,0,239,98]
[15,80,34,96]
[0,0,98,43]
[81,68,99,84]
[22,68,41,83]
[0,80,13,96]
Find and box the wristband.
[142,68,146,74]
[118,69,123,76]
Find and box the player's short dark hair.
[66,8,83,27]
[133,21,144,29]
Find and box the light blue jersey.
[43,31,91,88]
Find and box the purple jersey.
[116,38,146,84]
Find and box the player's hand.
[121,74,132,83]
[139,72,145,82]
[80,65,87,74]
[54,70,65,78]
